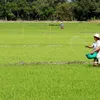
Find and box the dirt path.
[1,61,92,66]
[0,20,100,23]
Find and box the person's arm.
[90,46,100,54]
[85,45,93,48]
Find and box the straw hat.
[94,33,100,38]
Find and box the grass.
[0,22,100,100]
[0,64,100,100]
[0,22,100,65]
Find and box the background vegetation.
[0,0,100,21]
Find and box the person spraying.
[86,33,100,66]
[60,22,64,29]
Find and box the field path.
[1,61,92,66]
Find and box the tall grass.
[0,22,100,100]
[0,22,99,65]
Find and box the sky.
[68,0,71,2]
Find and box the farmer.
[60,22,64,29]
[87,33,100,66]
[86,33,100,66]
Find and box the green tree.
[55,2,73,21]
[73,0,100,20]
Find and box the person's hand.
[90,51,94,54]
[85,45,88,48]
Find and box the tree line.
[0,0,100,21]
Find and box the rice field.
[0,22,100,65]
[0,21,100,100]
